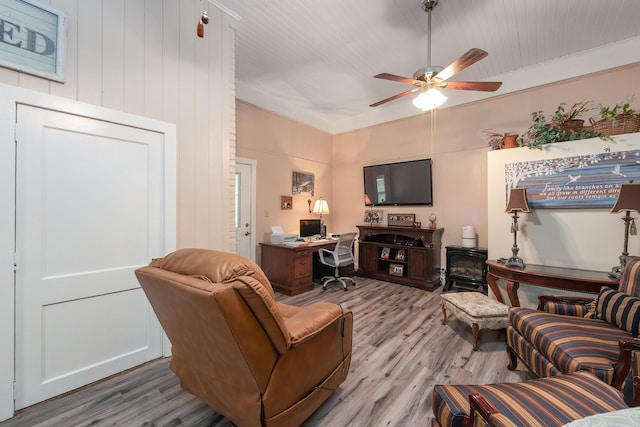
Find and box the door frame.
[236,157,257,261]
[0,83,176,422]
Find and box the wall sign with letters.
[0,0,66,82]
[505,149,640,209]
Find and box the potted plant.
[550,100,594,133]
[522,102,605,149]
[591,96,640,135]
[484,129,519,150]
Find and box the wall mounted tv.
[363,159,433,206]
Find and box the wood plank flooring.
[0,278,532,427]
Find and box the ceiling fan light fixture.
[413,89,447,111]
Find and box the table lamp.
[312,198,330,237]
[609,182,640,279]
[505,187,531,269]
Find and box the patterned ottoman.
[441,292,509,351]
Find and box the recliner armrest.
[284,302,348,347]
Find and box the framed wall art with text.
[0,0,67,82]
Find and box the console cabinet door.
[359,243,377,274]
[407,249,427,281]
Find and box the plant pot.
[559,119,584,134]
[502,134,519,149]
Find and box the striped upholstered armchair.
[432,257,640,427]
[506,256,640,403]
[432,370,640,427]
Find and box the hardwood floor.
[0,278,532,427]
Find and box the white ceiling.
[215,0,640,134]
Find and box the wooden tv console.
[356,225,443,291]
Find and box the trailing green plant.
[598,96,637,122]
[522,108,606,150]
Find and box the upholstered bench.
[441,292,508,351]
[432,371,630,427]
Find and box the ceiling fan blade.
[370,88,421,107]
[444,81,502,92]
[435,48,488,82]
[374,73,423,86]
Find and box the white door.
[235,158,256,261]
[14,105,164,409]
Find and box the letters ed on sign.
[0,0,66,82]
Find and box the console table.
[357,225,443,291]
[486,260,619,307]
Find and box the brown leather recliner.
[134,248,353,427]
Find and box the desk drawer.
[294,252,312,278]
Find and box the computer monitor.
[299,219,321,238]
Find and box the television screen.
[363,159,433,206]
[299,219,321,238]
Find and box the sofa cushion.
[432,371,628,427]
[508,307,633,383]
[595,287,640,337]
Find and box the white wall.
[488,134,640,307]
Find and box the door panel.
[235,159,255,260]
[15,105,164,409]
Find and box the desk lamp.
[505,187,531,269]
[312,198,330,237]
[609,182,640,279]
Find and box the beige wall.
[236,101,333,259]
[238,62,640,267]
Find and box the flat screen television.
[299,219,321,238]
[364,159,433,206]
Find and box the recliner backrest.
[143,248,292,352]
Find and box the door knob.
[244,231,251,236]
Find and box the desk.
[260,241,352,296]
[486,260,618,307]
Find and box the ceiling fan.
[370,0,502,110]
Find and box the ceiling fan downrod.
[421,0,438,68]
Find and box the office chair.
[318,232,357,291]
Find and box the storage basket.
[590,114,640,136]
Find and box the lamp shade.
[412,89,447,111]
[505,188,531,213]
[312,198,330,215]
[365,194,372,205]
[611,183,640,213]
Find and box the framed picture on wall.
[0,0,67,82]
[281,196,292,210]
[292,171,315,196]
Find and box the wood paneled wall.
[0,0,238,251]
